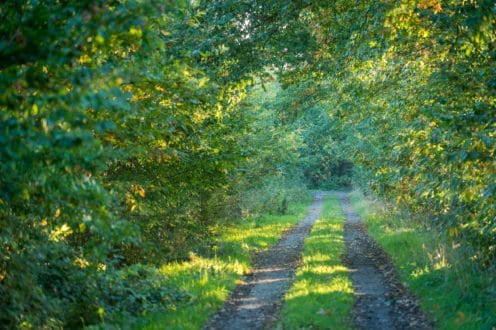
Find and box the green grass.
[131,199,312,330]
[349,191,496,330]
[280,195,354,329]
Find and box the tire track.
[337,191,433,330]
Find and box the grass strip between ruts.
[280,194,354,329]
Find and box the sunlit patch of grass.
[280,195,354,329]
[132,200,311,330]
[350,190,496,330]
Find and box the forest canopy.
[0,0,494,328]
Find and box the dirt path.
[337,191,433,330]
[204,192,328,330]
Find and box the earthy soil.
[204,192,328,330]
[337,191,433,330]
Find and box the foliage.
[307,0,496,263]
[244,80,354,189]
[0,1,149,327]
[292,104,353,189]
[1,0,494,327]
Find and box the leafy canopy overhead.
[0,0,494,328]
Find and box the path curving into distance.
[204,192,328,330]
[337,191,433,330]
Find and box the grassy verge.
[130,198,312,330]
[350,191,496,330]
[280,194,354,329]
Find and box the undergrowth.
[126,198,312,329]
[350,191,496,330]
[280,194,354,329]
